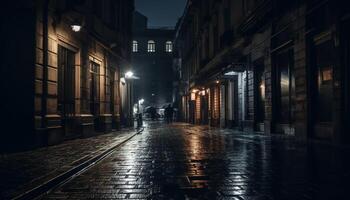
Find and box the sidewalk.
[0,129,140,199]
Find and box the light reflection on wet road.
[42,122,350,200]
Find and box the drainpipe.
[41,0,49,129]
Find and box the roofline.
[174,0,191,42]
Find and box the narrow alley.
[1,0,350,199]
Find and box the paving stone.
[36,122,350,199]
[0,129,136,199]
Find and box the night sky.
[135,0,187,27]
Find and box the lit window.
[165,41,173,52]
[132,40,138,52]
[148,40,155,52]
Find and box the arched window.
[165,41,173,52]
[132,40,138,52]
[148,40,156,52]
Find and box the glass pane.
[276,49,293,124]
[315,39,334,122]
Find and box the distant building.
[131,11,175,109]
[1,0,134,152]
[174,0,350,144]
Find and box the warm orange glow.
[213,87,220,119]
[195,95,201,121]
[191,92,196,100]
[260,84,265,100]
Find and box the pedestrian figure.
[150,107,157,121]
[137,112,143,128]
[169,105,174,123]
[164,106,169,123]
[165,104,174,124]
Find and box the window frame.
[148,40,156,52]
[132,40,138,52]
[165,41,173,52]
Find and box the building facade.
[174,0,350,144]
[131,11,175,110]
[1,0,134,152]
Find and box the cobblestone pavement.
[41,122,350,200]
[0,129,136,199]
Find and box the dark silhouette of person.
[165,104,174,124]
[150,107,157,121]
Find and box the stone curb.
[12,128,144,200]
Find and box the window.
[132,40,138,52]
[57,46,75,116]
[275,49,295,124]
[148,40,155,52]
[90,61,100,117]
[165,41,173,52]
[314,37,334,123]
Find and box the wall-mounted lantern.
[71,24,82,32]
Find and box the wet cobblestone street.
[42,122,350,200]
[0,130,136,199]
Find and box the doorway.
[255,60,265,131]
[110,69,117,129]
[200,94,209,124]
[311,32,335,139]
[226,77,239,128]
[58,45,76,137]
[274,48,295,134]
[90,61,100,131]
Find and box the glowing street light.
[71,24,82,32]
[125,71,134,79]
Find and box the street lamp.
[71,18,83,32]
[124,70,137,127]
[71,24,82,32]
[125,71,134,79]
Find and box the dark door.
[90,61,100,130]
[275,49,295,125]
[110,70,116,129]
[189,99,195,124]
[232,76,239,126]
[201,94,209,124]
[58,46,75,137]
[312,34,335,139]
